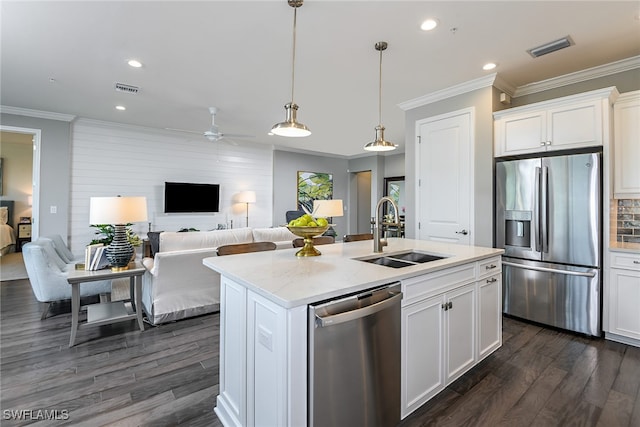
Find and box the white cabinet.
[607,251,640,347]
[401,284,475,418]
[613,91,640,198]
[494,87,618,157]
[400,256,501,419]
[477,256,502,360]
[216,276,308,427]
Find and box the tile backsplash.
[615,199,640,243]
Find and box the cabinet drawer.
[610,251,640,271]
[477,256,501,279]
[402,264,475,306]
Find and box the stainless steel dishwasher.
[308,282,402,427]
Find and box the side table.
[66,261,146,347]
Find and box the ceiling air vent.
[114,82,140,94]
[527,36,573,58]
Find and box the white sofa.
[141,227,297,325]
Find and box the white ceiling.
[2,1,639,157]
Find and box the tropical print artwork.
[297,171,333,213]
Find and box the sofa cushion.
[252,227,297,243]
[159,228,254,252]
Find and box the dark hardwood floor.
[2,277,639,426]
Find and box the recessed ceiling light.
[420,19,438,31]
[483,63,497,71]
[115,105,126,111]
[127,59,143,68]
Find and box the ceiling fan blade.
[221,133,255,138]
[165,127,203,135]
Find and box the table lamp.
[237,191,256,227]
[313,199,343,238]
[89,196,148,271]
[313,199,343,219]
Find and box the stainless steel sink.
[356,251,448,268]
[360,257,415,268]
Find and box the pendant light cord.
[290,6,298,104]
[378,46,383,125]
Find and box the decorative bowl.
[286,225,330,257]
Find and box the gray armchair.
[22,238,112,319]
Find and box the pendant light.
[271,0,311,137]
[364,41,397,151]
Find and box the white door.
[416,109,473,244]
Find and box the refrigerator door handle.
[541,166,549,253]
[534,166,541,253]
[503,261,596,278]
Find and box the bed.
[0,201,17,256]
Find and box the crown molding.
[0,105,76,122]
[514,55,640,97]
[398,73,503,111]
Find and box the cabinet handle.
[540,141,546,146]
[634,260,640,265]
[448,301,453,310]
[487,277,498,283]
[442,303,448,311]
[485,264,497,270]
[455,229,469,235]
[546,141,552,145]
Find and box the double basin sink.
[356,250,448,268]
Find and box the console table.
[66,261,146,347]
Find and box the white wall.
[69,119,273,255]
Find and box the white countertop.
[609,241,640,254]
[203,238,504,308]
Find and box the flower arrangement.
[90,224,142,246]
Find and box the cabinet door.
[445,284,476,383]
[218,278,248,427]
[547,99,603,151]
[614,92,640,197]
[495,110,546,157]
[609,267,640,341]
[247,290,288,427]
[401,294,445,418]
[478,274,502,361]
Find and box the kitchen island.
[204,238,504,427]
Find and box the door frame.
[0,125,41,240]
[414,107,475,244]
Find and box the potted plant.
[90,224,142,247]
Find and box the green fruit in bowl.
[316,218,328,227]
[307,221,318,227]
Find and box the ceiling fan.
[167,107,254,143]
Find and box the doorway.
[0,126,40,240]
[354,171,372,234]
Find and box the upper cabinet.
[494,87,619,157]
[613,91,640,198]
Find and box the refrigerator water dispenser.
[504,210,531,248]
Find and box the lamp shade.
[313,199,343,218]
[89,196,148,225]
[237,191,256,204]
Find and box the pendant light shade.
[271,0,311,137]
[364,41,397,152]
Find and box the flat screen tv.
[164,182,220,213]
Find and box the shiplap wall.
[69,119,273,254]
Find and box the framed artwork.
[0,158,3,195]
[297,171,333,212]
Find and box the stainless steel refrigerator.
[495,150,602,336]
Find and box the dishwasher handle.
[315,291,402,328]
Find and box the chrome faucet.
[373,196,400,253]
